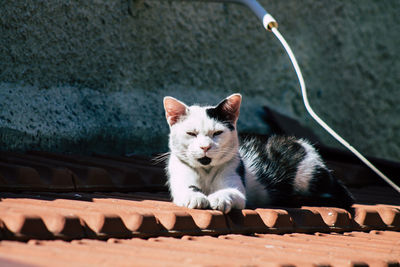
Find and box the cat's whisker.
[152,152,170,165]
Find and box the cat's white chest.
[167,153,246,212]
[196,166,226,195]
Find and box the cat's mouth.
[198,156,212,166]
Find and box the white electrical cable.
[270,27,400,194]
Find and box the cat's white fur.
[164,94,246,213]
[294,139,325,194]
[164,94,322,212]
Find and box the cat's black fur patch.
[198,156,212,165]
[254,136,306,206]
[240,135,307,206]
[240,135,354,208]
[241,136,306,206]
[206,100,235,131]
[236,158,246,187]
[189,185,203,193]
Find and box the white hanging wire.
[270,27,400,194]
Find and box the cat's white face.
[164,94,241,168]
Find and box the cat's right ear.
[163,97,188,126]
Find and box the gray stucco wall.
[0,0,399,161]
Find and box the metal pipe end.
[267,21,278,30]
[263,14,278,31]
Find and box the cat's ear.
[163,96,188,126]
[209,93,242,126]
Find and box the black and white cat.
[163,93,354,213]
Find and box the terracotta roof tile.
[0,188,399,240]
[0,231,399,266]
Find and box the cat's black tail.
[304,167,355,209]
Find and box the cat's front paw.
[208,192,233,213]
[175,192,210,209]
[208,190,246,213]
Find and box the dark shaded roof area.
[0,151,166,192]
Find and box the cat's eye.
[213,131,223,137]
[186,132,197,137]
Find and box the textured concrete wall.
[0,0,399,160]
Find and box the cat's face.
[164,94,241,168]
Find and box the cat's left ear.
[163,96,189,126]
[209,93,242,126]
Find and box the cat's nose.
[200,145,211,152]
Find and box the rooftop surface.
[1,231,399,267]
[0,151,399,266]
